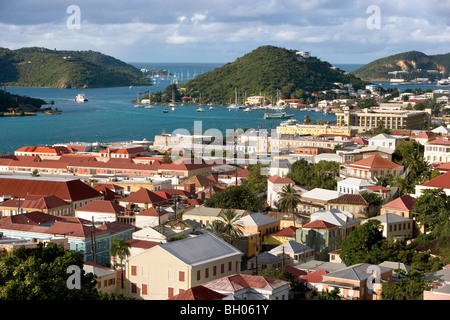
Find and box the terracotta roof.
[436,162,450,171]
[76,200,124,214]
[153,190,173,200]
[427,136,450,146]
[46,220,109,238]
[345,154,402,170]
[0,211,64,227]
[15,146,70,155]
[137,207,168,217]
[126,238,161,249]
[421,171,450,189]
[267,175,294,184]
[99,147,147,154]
[159,188,191,197]
[328,194,368,205]
[177,175,216,189]
[382,195,415,211]
[202,274,289,292]
[97,221,137,234]
[364,185,391,193]
[0,176,103,202]
[298,269,328,283]
[120,188,166,204]
[302,219,340,230]
[170,286,227,300]
[268,226,298,237]
[94,185,122,201]
[412,132,435,140]
[283,265,307,279]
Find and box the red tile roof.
[97,221,137,234]
[94,185,122,201]
[46,220,109,238]
[436,162,450,172]
[120,188,166,204]
[345,154,402,170]
[302,219,339,230]
[99,147,148,155]
[137,207,168,217]
[126,238,161,249]
[283,265,307,279]
[298,269,328,283]
[267,175,294,184]
[170,286,227,300]
[0,177,103,202]
[427,136,450,146]
[421,171,450,189]
[15,146,70,155]
[364,185,391,193]
[329,194,368,205]
[202,274,288,292]
[382,195,415,211]
[268,226,298,237]
[76,200,124,214]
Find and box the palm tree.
[213,209,244,244]
[278,184,301,227]
[304,115,311,124]
[110,238,131,289]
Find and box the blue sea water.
[0,63,443,154]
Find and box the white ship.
[75,93,88,102]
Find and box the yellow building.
[276,124,357,137]
[125,233,243,300]
[264,226,298,246]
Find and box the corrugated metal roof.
[159,233,243,267]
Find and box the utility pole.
[91,217,97,264]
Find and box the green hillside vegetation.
[177,45,367,105]
[0,89,46,114]
[352,50,450,81]
[0,47,150,88]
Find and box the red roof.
[298,269,328,283]
[46,220,109,238]
[137,207,168,217]
[412,132,435,140]
[0,194,70,210]
[15,146,70,155]
[76,200,124,214]
[0,177,103,202]
[99,147,148,155]
[126,238,161,249]
[382,195,415,211]
[345,154,402,170]
[364,185,391,193]
[283,265,307,279]
[427,136,450,146]
[120,188,166,204]
[94,185,122,201]
[267,175,294,184]
[302,220,339,230]
[421,171,450,189]
[268,226,298,237]
[170,286,227,300]
[329,194,368,205]
[436,162,450,172]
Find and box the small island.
[0,87,60,117]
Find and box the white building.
[424,136,450,164]
[337,178,375,195]
[310,209,360,236]
[368,133,401,150]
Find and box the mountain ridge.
[0,47,151,88]
[351,50,450,81]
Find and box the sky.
[0,0,449,65]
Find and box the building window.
[142,284,147,295]
[197,270,201,281]
[179,271,185,282]
[213,266,217,276]
[228,261,232,272]
[205,268,209,278]
[131,283,137,294]
[168,287,174,298]
[131,265,137,276]
[221,264,224,274]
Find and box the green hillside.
[0,47,150,88]
[352,51,450,81]
[178,45,367,105]
[0,89,46,113]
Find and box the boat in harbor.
[209,106,214,110]
[243,107,253,112]
[145,104,155,109]
[75,93,88,102]
[196,107,205,112]
[280,118,298,126]
[163,108,169,113]
[263,112,294,120]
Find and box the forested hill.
[0,47,150,88]
[351,50,450,81]
[178,45,367,105]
